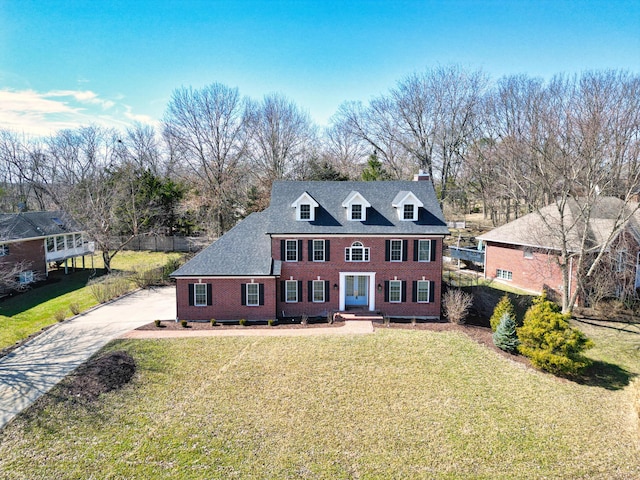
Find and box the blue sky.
[1,0,639,136]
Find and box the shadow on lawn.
[0,269,107,316]
[573,361,636,390]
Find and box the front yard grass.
[0,251,185,351]
[1,329,638,479]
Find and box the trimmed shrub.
[69,302,81,316]
[154,319,162,327]
[490,294,517,331]
[517,293,594,375]
[267,319,276,326]
[443,289,473,324]
[55,309,66,322]
[210,318,217,326]
[493,312,520,353]
[239,318,247,326]
[180,320,188,328]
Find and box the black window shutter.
[188,284,194,306]
[280,240,285,260]
[429,281,435,303]
[297,280,303,300]
[384,281,390,302]
[280,281,285,302]
[430,240,437,262]
[207,284,213,306]
[308,280,313,302]
[241,284,246,305]
[402,281,407,302]
[325,281,330,302]
[413,240,419,261]
[412,281,417,302]
[402,240,408,261]
[325,240,330,261]
[385,240,390,261]
[308,240,313,261]
[298,240,303,261]
[259,284,265,305]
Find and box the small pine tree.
[517,293,594,375]
[490,294,517,331]
[493,312,520,353]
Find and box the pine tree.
[490,294,516,331]
[493,312,520,353]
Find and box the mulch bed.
[136,320,346,330]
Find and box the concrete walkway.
[0,286,176,430]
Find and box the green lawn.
[1,328,638,479]
[0,251,184,350]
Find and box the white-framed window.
[389,280,402,303]
[351,204,362,220]
[345,241,370,262]
[403,204,414,220]
[312,280,325,303]
[496,269,513,281]
[299,204,311,220]
[0,244,9,256]
[418,240,431,262]
[524,248,534,259]
[313,240,325,262]
[194,283,208,306]
[285,280,298,303]
[285,240,298,262]
[18,270,34,285]
[390,240,402,262]
[246,283,259,306]
[416,280,430,303]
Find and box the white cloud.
[0,88,155,137]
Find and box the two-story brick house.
[171,176,449,321]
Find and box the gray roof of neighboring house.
[478,197,640,252]
[171,212,275,277]
[265,180,448,235]
[0,211,85,243]
[172,180,449,277]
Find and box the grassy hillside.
[1,329,637,479]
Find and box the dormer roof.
[291,191,319,221]
[341,191,371,208]
[291,191,319,209]
[391,191,424,208]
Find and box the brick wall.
[4,239,46,277]
[274,236,443,319]
[484,242,577,299]
[176,277,277,321]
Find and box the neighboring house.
[171,175,449,321]
[0,210,94,286]
[478,197,640,304]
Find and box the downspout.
[568,256,573,306]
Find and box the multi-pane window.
[389,280,402,303]
[496,269,513,281]
[18,271,34,284]
[345,241,370,262]
[418,240,431,262]
[416,280,430,303]
[285,240,298,262]
[194,283,208,306]
[246,283,259,306]
[313,240,325,262]
[312,280,325,303]
[299,204,311,220]
[390,240,402,262]
[403,204,414,220]
[285,280,298,303]
[351,204,362,220]
[0,244,9,256]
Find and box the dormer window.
[392,191,423,221]
[291,192,319,221]
[342,191,371,221]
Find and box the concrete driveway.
[0,286,176,430]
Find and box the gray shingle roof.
[0,211,85,242]
[172,180,449,277]
[171,212,274,277]
[478,197,640,252]
[265,180,448,235]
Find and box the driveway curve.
[0,286,176,430]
